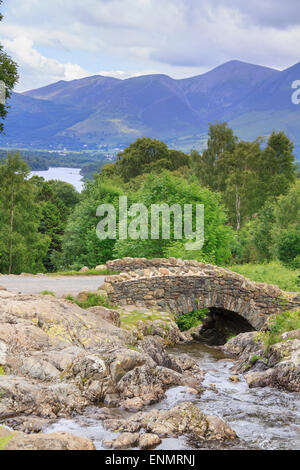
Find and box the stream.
[45,343,300,450]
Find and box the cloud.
[97,70,156,80]
[2,0,300,91]
[2,36,89,90]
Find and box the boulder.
[139,433,161,450]
[1,428,95,451]
[88,306,121,327]
[76,291,89,302]
[108,432,140,450]
[223,332,300,392]
[104,402,238,443]
[95,265,107,272]
[79,267,90,273]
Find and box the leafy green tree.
[217,139,263,230]
[260,131,296,199]
[39,201,64,271]
[233,181,300,266]
[192,122,238,191]
[272,179,300,230]
[0,154,49,274]
[232,202,276,264]
[108,138,190,182]
[0,1,19,133]
[30,177,80,271]
[114,172,234,266]
[47,180,80,219]
[272,180,300,267]
[60,181,123,270]
[276,229,300,267]
[195,126,296,232]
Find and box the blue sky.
[1,0,300,91]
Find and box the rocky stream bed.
[0,288,299,451]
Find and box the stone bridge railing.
[102,258,300,331]
[106,257,202,273]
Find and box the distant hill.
[1,60,300,159]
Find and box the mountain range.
[1,60,300,159]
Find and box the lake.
[30,167,84,192]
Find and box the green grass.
[250,355,262,365]
[229,262,300,292]
[46,269,112,277]
[121,310,172,327]
[66,292,112,310]
[41,290,55,297]
[0,434,14,450]
[0,366,5,375]
[176,309,209,332]
[256,310,300,351]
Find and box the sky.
[1,0,300,92]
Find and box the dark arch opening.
[192,307,255,346]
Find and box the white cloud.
[97,69,156,80]
[2,36,89,90]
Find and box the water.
[30,167,83,192]
[45,343,300,450]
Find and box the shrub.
[67,293,112,310]
[41,291,55,297]
[176,309,209,332]
[277,229,300,266]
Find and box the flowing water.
[45,343,300,450]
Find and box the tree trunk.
[236,186,241,232]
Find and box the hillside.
[1,60,300,158]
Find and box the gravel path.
[0,275,106,297]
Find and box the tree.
[196,125,297,231]
[107,138,190,182]
[39,201,64,271]
[217,140,263,230]
[114,172,234,266]
[0,1,19,133]
[192,123,238,191]
[60,181,123,270]
[30,177,80,271]
[233,181,300,265]
[276,230,300,267]
[273,180,300,267]
[0,154,49,274]
[260,131,297,199]
[47,180,80,218]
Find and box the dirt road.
[0,275,106,297]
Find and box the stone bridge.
[102,258,300,332]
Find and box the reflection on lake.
[30,167,83,192]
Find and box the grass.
[176,309,209,332]
[0,434,14,450]
[256,310,300,351]
[66,292,112,310]
[250,355,262,365]
[229,262,300,292]
[41,290,55,297]
[0,366,5,375]
[46,269,112,277]
[121,310,173,327]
